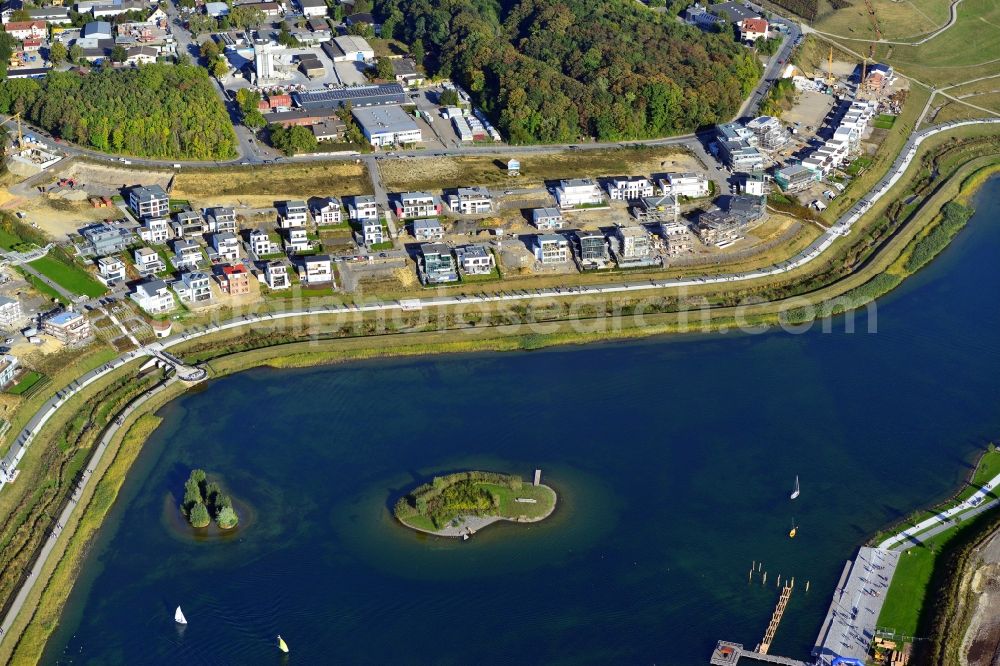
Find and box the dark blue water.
[45,180,1000,665]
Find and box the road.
[740,6,802,119]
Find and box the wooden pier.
[757,582,794,654]
[709,641,809,666]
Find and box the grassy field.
[485,482,557,521]
[171,162,371,207]
[378,146,698,192]
[27,254,106,299]
[868,0,1000,88]
[878,529,950,636]
[6,372,44,396]
[813,0,951,40]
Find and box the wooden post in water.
[776,574,781,588]
[749,567,753,582]
[762,571,767,585]
[806,580,810,592]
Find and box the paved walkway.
[0,374,178,640]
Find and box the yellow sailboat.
[789,519,798,539]
[277,635,289,653]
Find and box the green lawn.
[27,256,107,298]
[874,114,897,130]
[18,270,66,304]
[845,156,875,176]
[0,228,21,251]
[878,529,953,636]
[7,371,44,396]
[483,482,557,520]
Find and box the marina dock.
[710,641,809,666]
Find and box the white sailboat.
[790,475,800,500]
[174,606,187,625]
[277,635,289,653]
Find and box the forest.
[375,0,763,142]
[0,65,237,160]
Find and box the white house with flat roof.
[532,208,564,230]
[348,195,378,221]
[250,229,280,256]
[139,216,171,244]
[555,179,604,209]
[173,239,203,271]
[352,105,422,147]
[412,218,444,241]
[361,218,384,247]
[279,200,309,229]
[447,187,493,215]
[659,173,710,198]
[263,261,290,290]
[535,234,571,264]
[134,246,165,275]
[607,177,654,201]
[0,354,19,389]
[455,244,494,275]
[175,272,213,304]
[131,278,175,314]
[212,232,241,262]
[311,198,342,226]
[302,254,334,285]
[395,192,440,219]
[97,256,126,285]
[0,296,23,330]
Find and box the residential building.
[532,207,564,231]
[741,172,767,197]
[172,210,206,238]
[0,296,23,330]
[661,221,693,256]
[279,200,309,229]
[125,45,157,65]
[352,105,422,147]
[3,20,46,41]
[0,354,19,389]
[361,218,384,247]
[27,7,71,24]
[534,234,571,265]
[633,194,679,224]
[139,216,170,244]
[263,261,290,290]
[130,278,175,313]
[695,210,744,246]
[683,2,724,30]
[395,192,440,219]
[419,243,458,284]
[217,263,251,295]
[206,207,237,234]
[774,164,818,192]
[739,17,769,41]
[296,0,326,17]
[607,177,654,201]
[726,195,768,226]
[284,227,310,253]
[613,225,656,266]
[348,195,378,221]
[79,222,133,256]
[249,229,280,257]
[302,254,333,285]
[212,232,241,262]
[576,230,608,269]
[555,179,604,209]
[312,118,346,142]
[455,244,494,276]
[97,255,126,284]
[412,218,444,241]
[716,122,765,171]
[746,116,790,150]
[42,310,91,345]
[129,184,169,218]
[447,187,492,215]
[311,198,342,226]
[134,246,165,275]
[176,271,212,304]
[172,239,203,271]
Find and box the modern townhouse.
[217,264,251,295]
[532,208,564,231]
[130,278,175,314]
[534,234,571,265]
[311,198,342,226]
[395,192,440,219]
[172,210,206,239]
[42,310,91,345]
[206,207,238,234]
[361,218,384,247]
[138,216,171,244]
[412,218,444,242]
[134,246,166,275]
[172,239,203,271]
[607,177,654,201]
[175,271,213,304]
[263,261,290,290]
[96,256,126,285]
[419,243,458,284]
[348,195,379,221]
[129,184,169,218]
[555,179,604,209]
[454,244,494,276]
[279,200,309,229]
[658,173,710,198]
[576,230,609,270]
[302,254,334,285]
[212,232,241,262]
[447,187,493,215]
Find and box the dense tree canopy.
[375,0,762,142]
[0,65,237,160]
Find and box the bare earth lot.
[171,162,371,208]
[379,147,704,192]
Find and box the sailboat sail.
[790,475,800,500]
[277,635,289,653]
[174,606,187,625]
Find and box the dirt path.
[960,526,1000,666]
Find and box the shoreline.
[0,146,997,663]
[397,483,558,539]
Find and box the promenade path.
[0,374,179,639]
[0,117,997,649]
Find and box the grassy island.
[393,472,557,537]
[179,469,239,530]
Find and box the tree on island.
[179,469,239,529]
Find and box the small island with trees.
[179,469,239,530]
[393,471,557,538]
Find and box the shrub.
[216,506,239,529]
[189,502,211,528]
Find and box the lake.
[45,179,1000,664]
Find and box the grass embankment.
[877,447,1000,637]
[27,248,106,299]
[6,413,164,664]
[170,162,371,207]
